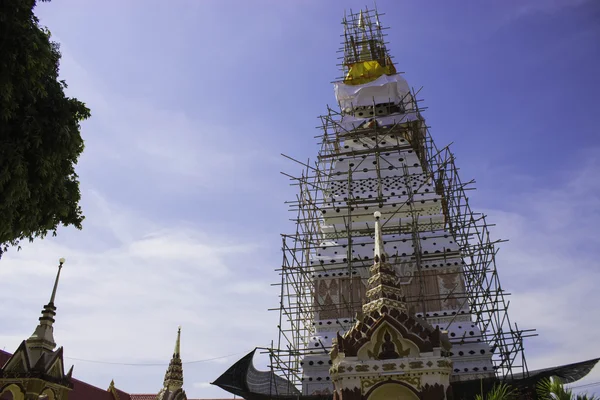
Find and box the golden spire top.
[342,8,396,85]
[358,11,369,62]
[358,10,366,30]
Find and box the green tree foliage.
[537,377,599,400]
[0,0,90,257]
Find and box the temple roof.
[1,350,119,399]
[508,357,600,385]
[211,348,599,400]
[0,259,74,391]
[0,350,223,400]
[212,349,302,400]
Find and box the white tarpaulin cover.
[334,74,411,111]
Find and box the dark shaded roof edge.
[212,351,599,400]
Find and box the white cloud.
[192,382,212,389]
[0,189,280,398]
[481,149,600,394]
[0,30,287,396]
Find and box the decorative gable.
[0,342,71,390]
[0,341,32,375]
[357,323,419,361]
[46,356,65,380]
[335,308,449,358]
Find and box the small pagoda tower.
[156,327,187,400]
[0,258,73,400]
[330,214,453,400]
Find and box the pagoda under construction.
[213,6,598,400]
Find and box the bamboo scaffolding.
[266,6,533,390]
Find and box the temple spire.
[358,10,366,29]
[174,325,181,356]
[362,215,407,314]
[49,257,65,304]
[26,258,66,353]
[342,7,396,85]
[373,211,387,263]
[163,326,184,391]
[358,10,369,61]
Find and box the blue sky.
[1,0,599,398]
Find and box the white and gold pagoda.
[300,9,494,396]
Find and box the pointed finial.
[373,212,387,262]
[358,10,370,61]
[163,326,184,390]
[174,326,181,356]
[358,10,366,30]
[49,258,65,305]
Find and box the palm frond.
[537,377,574,400]
[476,382,516,400]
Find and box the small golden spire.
[358,10,366,30]
[358,10,369,61]
[27,258,67,352]
[163,326,184,390]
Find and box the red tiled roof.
[0,350,10,368]
[72,379,119,400]
[113,387,133,400]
